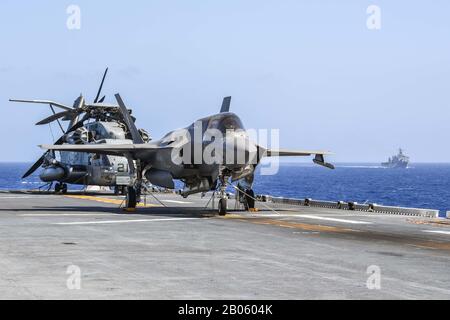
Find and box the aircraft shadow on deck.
[0,204,294,217]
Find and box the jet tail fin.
[313,154,335,169]
[220,96,231,113]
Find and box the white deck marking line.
[298,214,372,225]
[21,214,116,217]
[54,217,199,225]
[423,230,450,235]
[243,214,309,218]
[230,213,372,224]
[161,200,193,204]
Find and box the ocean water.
[254,163,450,216]
[2,162,450,215]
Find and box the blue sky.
[0,0,449,162]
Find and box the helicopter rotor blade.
[9,99,72,111]
[49,104,65,134]
[22,135,66,179]
[35,110,76,125]
[22,153,47,179]
[66,113,90,133]
[94,68,108,103]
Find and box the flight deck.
[0,191,449,299]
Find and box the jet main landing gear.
[235,184,256,212]
[122,156,142,212]
[244,189,255,211]
[218,197,227,216]
[124,185,140,211]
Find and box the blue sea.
[2,162,450,216]
[254,163,450,216]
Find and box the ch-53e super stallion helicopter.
[41,89,334,215]
[11,69,149,194]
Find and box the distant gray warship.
[382,148,409,168]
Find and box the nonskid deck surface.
[0,191,449,299]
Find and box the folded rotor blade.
[94,68,108,103]
[22,153,47,179]
[72,95,85,109]
[22,135,66,179]
[66,113,90,133]
[115,94,144,144]
[49,104,65,134]
[36,110,75,125]
[9,99,72,111]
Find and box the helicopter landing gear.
[54,183,67,194]
[114,185,126,195]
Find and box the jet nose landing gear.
[217,175,230,216]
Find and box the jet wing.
[264,149,335,169]
[40,143,165,157]
[265,149,332,157]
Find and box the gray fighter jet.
[41,93,334,215]
[11,69,149,194]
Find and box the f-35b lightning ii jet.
[42,93,334,215]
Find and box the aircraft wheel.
[114,186,127,196]
[55,183,61,193]
[126,186,137,209]
[245,189,255,210]
[218,198,227,216]
[61,184,68,194]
